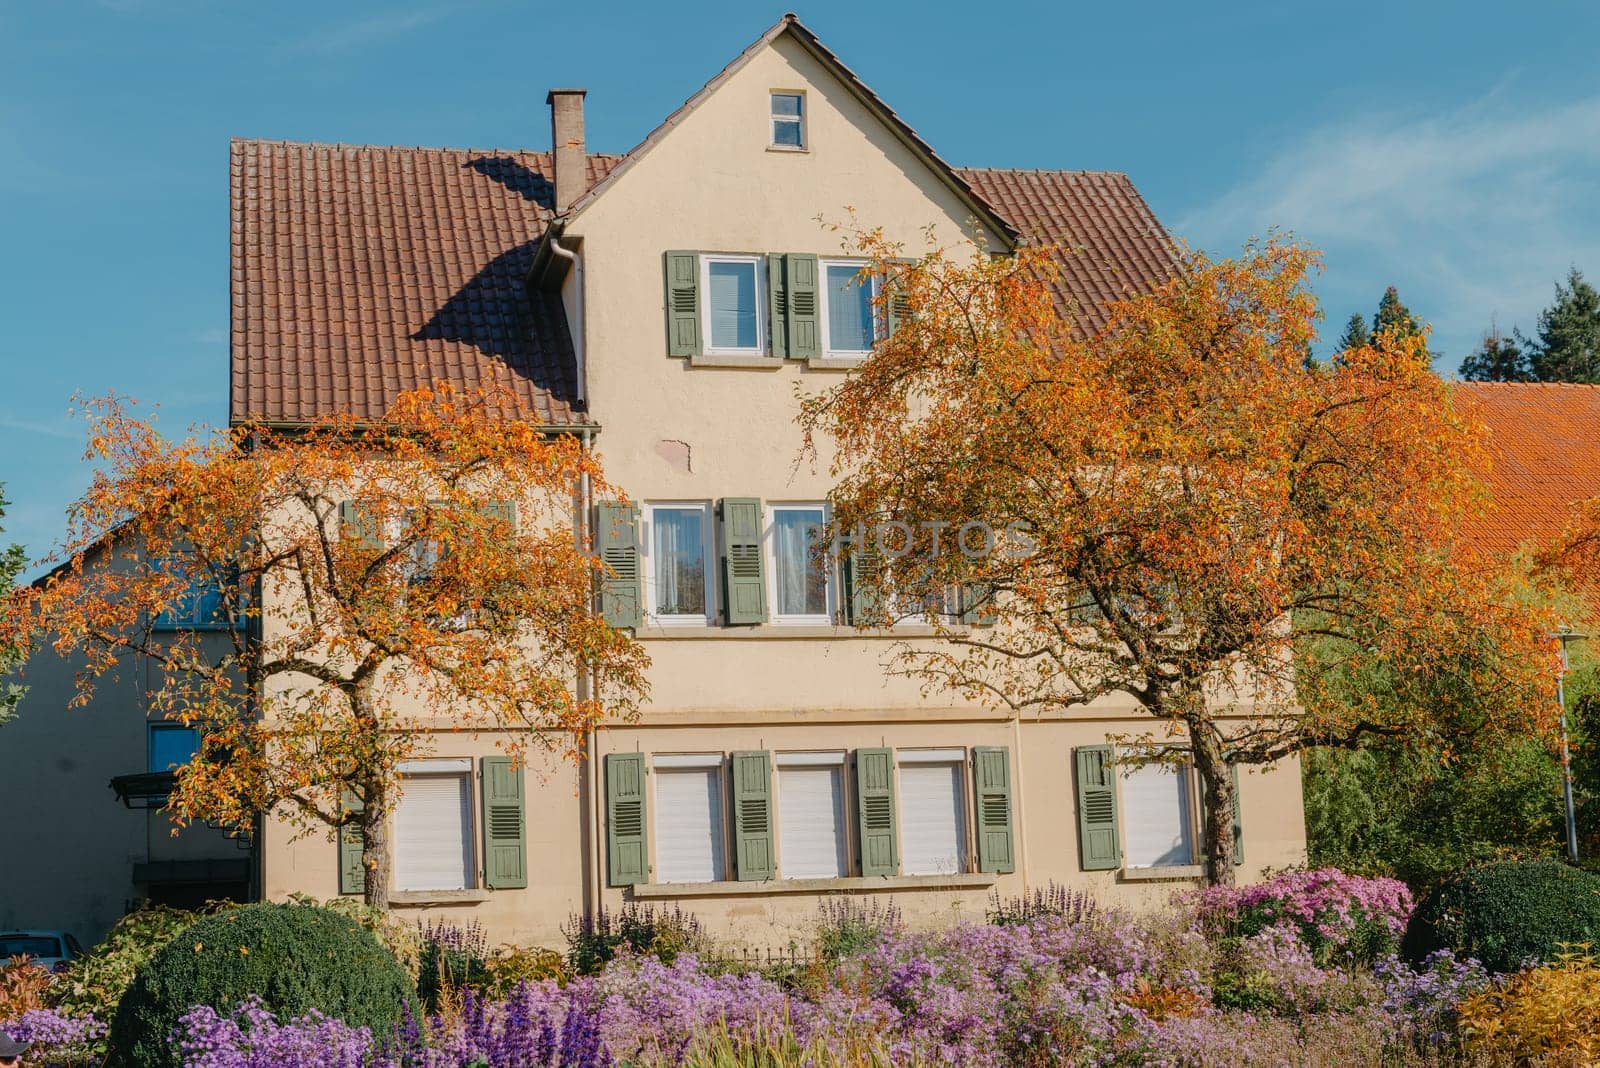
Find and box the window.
[394,760,475,892]
[897,749,967,875]
[821,260,877,357]
[702,255,765,355]
[1119,754,1196,868]
[148,723,200,773]
[652,755,726,883]
[776,752,848,878]
[646,504,712,623]
[771,91,805,148]
[152,559,232,630]
[768,504,832,624]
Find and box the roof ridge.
[956,166,1131,178]
[229,137,624,160]
[1454,380,1600,389]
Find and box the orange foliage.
[801,230,1557,884]
[7,383,649,905]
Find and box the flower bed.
[6,871,1571,1067]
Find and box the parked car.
[0,930,84,973]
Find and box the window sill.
[805,356,868,371]
[688,353,783,369]
[766,144,809,154]
[635,624,947,640]
[1117,865,1204,883]
[631,872,995,898]
[389,889,492,906]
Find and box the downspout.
[1013,710,1030,893]
[547,236,586,407]
[572,427,599,924]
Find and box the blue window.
[823,261,876,355]
[153,561,233,630]
[149,723,200,773]
[703,256,763,354]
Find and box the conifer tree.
[1527,268,1600,383]
[1459,326,1532,382]
[1336,313,1370,353]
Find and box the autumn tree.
[0,485,26,726]
[800,233,1555,886]
[11,384,649,907]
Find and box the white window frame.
[643,501,715,626]
[650,753,728,884]
[393,758,478,892]
[770,90,806,150]
[774,750,849,879]
[895,748,969,876]
[819,258,879,360]
[700,254,767,357]
[766,502,835,625]
[1116,746,1200,870]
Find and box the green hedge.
[1403,858,1600,973]
[106,903,414,1068]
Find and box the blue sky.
[3,0,1599,563]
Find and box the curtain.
[775,509,826,616]
[653,508,705,617]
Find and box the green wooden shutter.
[1074,745,1121,871]
[605,752,648,887]
[959,583,998,626]
[664,251,701,357]
[1225,765,1243,865]
[786,253,820,359]
[855,748,899,876]
[719,497,767,625]
[845,539,884,626]
[481,756,528,889]
[972,746,1016,874]
[730,750,775,880]
[767,253,789,358]
[884,261,913,340]
[338,788,365,896]
[339,501,382,550]
[594,502,642,629]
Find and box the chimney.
[547,88,589,215]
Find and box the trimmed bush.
[1403,859,1600,972]
[106,902,414,1068]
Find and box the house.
[2,14,1309,947]
[1453,381,1600,607]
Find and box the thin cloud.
[1180,92,1600,364]
[288,8,451,54]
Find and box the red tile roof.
[230,141,620,427]
[958,168,1180,336]
[229,148,1177,427]
[1454,382,1600,595]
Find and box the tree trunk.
[1189,724,1237,887]
[361,781,391,909]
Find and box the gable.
[566,30,1009,253]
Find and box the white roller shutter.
[394,773,474,891]
[777,764,847,879]
[1120,761,1195,868]
[898,761,965,875]
[654,766,726,883]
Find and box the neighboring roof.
[959,168,1180,336]
[230,141,620,428]
[1454,382,1600,597]
[558,13,1019,247]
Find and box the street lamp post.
[1554,628,1586,863]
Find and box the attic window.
[771,92,805,149]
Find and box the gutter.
[546,235,587,408]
